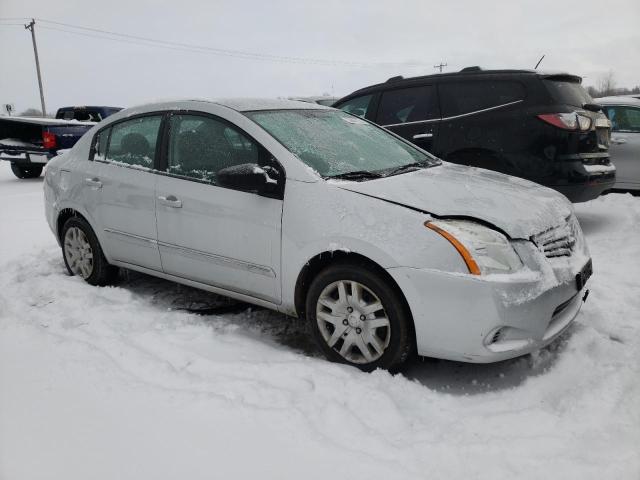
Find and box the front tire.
[306,262,413,372]
[61,216,118,286]
[11,163,43,179]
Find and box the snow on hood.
[334,163,572,239]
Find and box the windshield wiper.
[328,170,383,181]
[383,161,432,177]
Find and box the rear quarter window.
[440,80,525,117]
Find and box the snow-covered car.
[43,99,593,371]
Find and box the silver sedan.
[44,98,592,371]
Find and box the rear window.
[543,80,592,108]
[440,81,525,117]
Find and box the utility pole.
[434,62,447,73]
[25,18,46,117]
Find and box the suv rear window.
[440,81,525,117]
[543,79,592,108]
[377,85,438,125]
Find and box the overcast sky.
[1,0,639,114]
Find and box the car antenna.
[534,55,545,70]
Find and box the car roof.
[56,106,122,111]
[209,98,330,112]
[339,68,580,100]
[595,96,640,107]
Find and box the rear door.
[374,85,440,152]
[603,104,640,188]
[89,114,163,270]
[155,112,283,303]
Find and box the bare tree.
[19,108,43,117]
[597,71,617,97]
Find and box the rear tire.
[61,216,119,286]
[11,163,43,179]
[306,262,413,372]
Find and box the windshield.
[246,109,438,178]
[544,79,593,108]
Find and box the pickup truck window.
[104,116,162,169]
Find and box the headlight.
[426,219,524,275]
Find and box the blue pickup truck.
[0,105,121,179]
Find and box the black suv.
[333,67,615,202]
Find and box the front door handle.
[158,195,182,208]
[85,177,102,188]
[413,133,434,140]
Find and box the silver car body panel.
[44,99,591,363]
[596,96,640,190]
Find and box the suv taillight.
[42,131,57,149]
[537,113,592,131]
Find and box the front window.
[166,114,262,185]
[246,109,438,178]
[335,94,373,118]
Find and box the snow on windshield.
[247,110,437,177]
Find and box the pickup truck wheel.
[306,263,413,372]
[61,217,118,286]
[11,163,43,179]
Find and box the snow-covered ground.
[0,164,638,479]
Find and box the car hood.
[332,163,573,239]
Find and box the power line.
[33,18,430,68]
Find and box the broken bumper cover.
[387,262,589,363]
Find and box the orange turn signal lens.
[425,222,481,275]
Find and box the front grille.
[532,217,576,258]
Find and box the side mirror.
[217,163,279,193]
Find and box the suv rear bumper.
[546,156,616,202]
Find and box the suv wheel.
[306,262,413,371]
[61,216,118,286]
[11,163,43,179]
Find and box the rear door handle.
[85,177,102,188]
[158,195,182,208]
[413,133,434,139]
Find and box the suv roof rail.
[460,66,482,72]
[386,75,404,83]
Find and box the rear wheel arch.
[56,208,95,244]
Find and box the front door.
[155,112,283,303]
[375,84,440,153]
[90,114,163,270]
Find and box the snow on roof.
[212,97,331,112]
[0,116,97,126]
[595,96,640,106]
